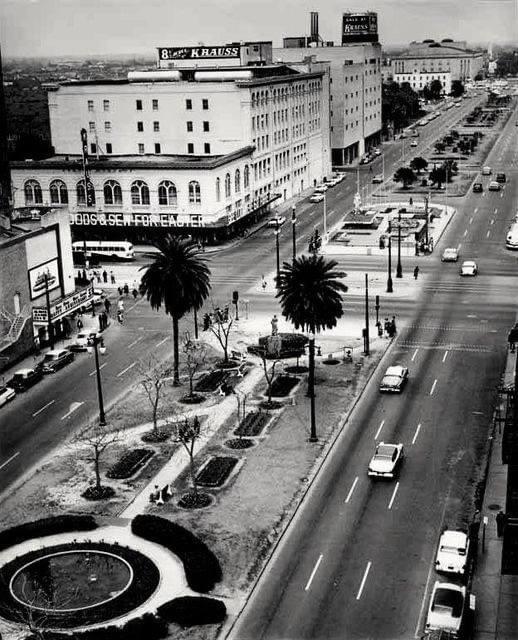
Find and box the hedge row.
[32,613,169,640]
[0,515,98,552]
[131,514,222,592]
[157,596,227,627]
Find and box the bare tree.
[173,416,201,497]
[137,356,174,439]
[208,305,235,363]
[72,423,121,499]
[182,335,207,398]
[259,349,281,406]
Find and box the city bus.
[72,240,135,261]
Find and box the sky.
[1,0,517,59]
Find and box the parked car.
[488,181,501,191]
[314,183,329,193]
[360,154,372,164]
[38,349,75,374]
[472,182,483,193]
[373,148,382,156]
[410,140,418,147]
[425,581,475,637]
[0,385,16,408]
[267,215,286,227]
[441,248,459,262]
[368,442,404,479]
[460,260,478,276]
[435,530,470,576]
[309,193,325,203]
[496,172,506,183]
[379,365,409,393]
[70,331,100,352]
[482,166,492,175]
[6,367,43,392]
[372,174,384,184]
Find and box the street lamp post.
[87,336,106,426]
[387,223,393,293]
[323,192,327,239]
[291,205,296,263]
[275,220,281,286]
[364,273,370,356]
[424,194,430,245]
[396,209,403,278]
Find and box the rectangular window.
[204,142,211,154]
[103,99,110,111]
[104,121,111,132]
[152,99,159,111]
[138,143,145,154]
[153,121,160,132]
[187,143,194,154]
[136,99,143,110]
[187,121,193,132]
[89,122,95,132]
[154,143,161,154]
[186,99,192,110]
[202,98,209,110]
[203,121,210,132]
[90,143,97,154]
[88,100,94,111]
[137,121,144,132]
[106,143,112,154]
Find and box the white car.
[410,140,418,147]
[460,260,478,276]
[488,181,501,191]
[482,166,492,175]
[368,442,404,479]
[373,148,382,156]
[0,385,15,407]
[435,530,470,575]
[267,216,286,227]
[380,365,409,393]
[425,581,475,636]
[70,330,101,352]
[309,193,325,203]
[372,174,384,184]
[441,247,459,262]
[314,183,328,193]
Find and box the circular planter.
[322,358,341,365]
[82,485,115,501]
[179,393,206,405]
[177,491,214,510]
[224,438,256,450]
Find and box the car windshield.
[440,545,465,555]
[43,354,58,362]
[433,589,464,618]
[376,445,395,458]
[382,375,401,386]
[12,373,25,380]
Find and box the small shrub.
[157,596,226,627]
[225,438,254,450]
[178,492,212,510]
[195,370,229,392]
[107,448,154,479]
[0,515,98,552]
[82,485,116,501]
[234,411,269,437]
[270,375,299,397]
[196,456,239,487]
[141,430,170,443]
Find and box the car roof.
[385,365,405,376]
[462,260,476,266]
[443,248,457,253]
[13,368,34,375]
[45,349,67,356]
[440,530,468,547]
[376,442,399,455]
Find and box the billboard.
[29,258,61,300]
[157,45,240,62]
[342,12,378,44]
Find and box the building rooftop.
[395,43,482,59]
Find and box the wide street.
[228,102,518,639]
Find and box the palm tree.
[140,235,211,385]
[276,255,347,441]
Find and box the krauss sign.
[70,212,205,228]
[342,13,378,44]
[158,46,240,60]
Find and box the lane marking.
[156,337,168,348]
[0,451,20,471]
[304,554,323,591]
[412,423,422,445]
[411,348,419,362]
[60,401,84,421]
[117,361,137,377]
[442,351,448,363]
[501,192,504,198]
[89,362,107,377]
[356,561,372,600]
[388,482,400,510]
[486,230,491,238]
[474,207,478,214]
[127,336,143,348]
[430,379,437,396]
[345,477,359,503]
[494,208,498,214]
[375,420,385,440]
[469,217,473,224]
[457,243,462,251]
[490,219,495,225]
[463,229,468,237]
[32,400,55,417]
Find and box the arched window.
[158,180,177,206]
[225,173,231,198]
[188,181,201,204]
[244,165,250,189]
[216,177,221,202]
[131,180,150,205]
[103,180,122,205]
[24,180,42,205]
[235,169,241,194]
[49,179,68,205]
[76,180,96,206]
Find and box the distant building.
[392,39,484,83]
[393,70,452,95]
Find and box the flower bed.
[196,456,239,488]
[194,370,229,392]
[270,375,300,397]
[225,438,255,450]
[234,411,269,437]
[107,448,154,479]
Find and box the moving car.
[435,530,470,576]
[373,148,382,156]
[372,174,384,184]
[410,140,418,147]
[267,215,286,227]
[496,172,506,183]
[6,367,43,392]
[441,247,459,262]
[460,260,478,276]
[425,581,475,637]
[38,349,75,374]
[368,442,404,479]
[379,365,409,393]
[309,193,324,203]
[488,181,501,191]
[506,222,518,249]
[70,331,100,352]
[482,166,492,175]
[360,154,372,164]
[472,182,483,193]
[0,385,15,407]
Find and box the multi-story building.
[274,11,382,167]
[11,42,330,244]
[393,70,452,95]
[392,39,484,83]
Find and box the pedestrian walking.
[123,283,129,296]
[110,271,116,284]
[117,286,123,297]
[383,317,390,336]
[102,270,108,283]
[117,309,124,324]
[98,313,104,332]
[132,288,138,300]
[81,269,87,282]
[76,318,83,331]
[376,321,383,337]
[104,298,111,315]
[496,511,507,537]
[391,315,397,334]
[94,270,101,284]
[117,299,124,312]
[414,265,419,280]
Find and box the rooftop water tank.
[194,70,254,82]
[127,70,181,82]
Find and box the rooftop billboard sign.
[342,13,378,44]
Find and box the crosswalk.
[398,340,493,354]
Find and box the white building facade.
[393,70,452,95]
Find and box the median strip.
[304,553,323,591]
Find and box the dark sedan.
[7,367,43,391]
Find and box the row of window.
[88,98,161,112]
[251,82,322,108]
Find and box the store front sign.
[33,284,94,324]
[70,212,205,228]
[158,46,240,60]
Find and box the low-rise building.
[393,70,452,95]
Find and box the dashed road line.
[442,351,448,363]
[486,230,491,238]
[345,477,359,503]
[411,348,419,362]
[304,554,323,591]
[32,400,55,417]
[375,420,385,440]
[156,337,168,347]
[356,561,372,600]
[412,424,422,445]
[0,452,20,471]
[127,336,143,348]
[430,379,438,395]
[89,362,107,377]
[60,401,84,421]
[117,361,137,377]
[388,482,400,510]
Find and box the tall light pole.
[308,329,317,442]
[87,335,106,426]
[396,209,403,278]
[424,193,430,245]
[275,220,281,286]
[291,205,296,263]
[323,192,327,239]
[44,272,54,350]
[387,222,393,293]
[364,273,370,356]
